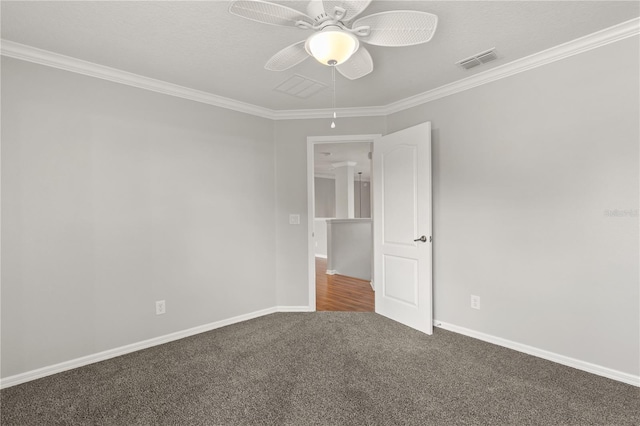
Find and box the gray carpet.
[1,312,638,425]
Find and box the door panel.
[373,122,432,334]
[383,255,418,305]
[382,145,417,246]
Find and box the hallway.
[315,257,374,312]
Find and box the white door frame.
[306,134,382,310]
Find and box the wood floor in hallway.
[315,256,374,312]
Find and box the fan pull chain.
[330,60,337,129]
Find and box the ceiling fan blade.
[353,11,438,46]
[265,41,310,71]
[229,0,312,27]
[322,0,372,21]
[336,46,373,80]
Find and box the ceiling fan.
[228,0,438,80]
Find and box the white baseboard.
[326,269,337,275]
[1,306,286,389]
[0,306,319,388]
[9,311,635,389]
[314,254,327,259]
[370,281,375,291]
[434,320,640,387]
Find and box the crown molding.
[269,105,388,120]
[0,40,276,120]
[331,161,357,168]
[1,17,638,120]
[385,17,640,115]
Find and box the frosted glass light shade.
[305,28,359,66]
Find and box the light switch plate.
[471,295,480,310]
[289,214,300,225]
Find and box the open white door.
[373,122,432,334]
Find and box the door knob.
[413,235,427,242]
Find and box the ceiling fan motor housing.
[307,0,331,23]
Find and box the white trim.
[326,269,337,275]
[307,134,381,311]
[331,161,358,169]
[2,311,635,389]
[0,307,297,389]
[2,18,637,120]
[385,17,640,115]
[315,254,328,259]
[0,40,276,120]
[308,135,382,144]
[434,320,640,388]
[270,106,388,120]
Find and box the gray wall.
[388,36,640,376]
[354,179,371,218]
[327,219,372,280]
[1,58,276,378]
[314,177,335,218]
[314,177,371,218]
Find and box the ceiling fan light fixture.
[305,27,359,66]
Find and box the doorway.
[307,122,433,334]
[307,134,380,311]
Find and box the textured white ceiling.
[2,1,639,111]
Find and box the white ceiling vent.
[275,74,327,98]
[457,48,498,70]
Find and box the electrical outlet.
[289,214,300,225]
[471,295,480,310]
[156,300,166,315]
